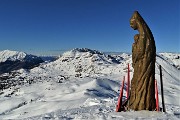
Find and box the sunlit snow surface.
[0,49,179,119]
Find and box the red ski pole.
[116,76,125,112]
[155,79,159,111]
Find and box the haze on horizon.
[0,0,179,54]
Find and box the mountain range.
[0,48,179,119]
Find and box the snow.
[0,50,26,63]
[159,52,180,69]
[0,48,179,119]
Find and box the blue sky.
[0,0,179,54]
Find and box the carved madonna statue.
[128,11,156,111]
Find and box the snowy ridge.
[28,48,123,79]
[0,48,179,119]
[158,53,180,69]
[62,48,120,64]
[0,50,26,63]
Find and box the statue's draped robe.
[128,11,156,111]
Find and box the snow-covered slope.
[158,52,180,69]
[0,48,179,119]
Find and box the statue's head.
[130,11,139,30]
[130,11,146,30]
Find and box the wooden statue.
[128,11,156,110]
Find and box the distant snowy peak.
[0,50,44,74]
[72,48,103,55]
[0,50,27,63]
[63,48,102,57]
[61,48,120,64]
